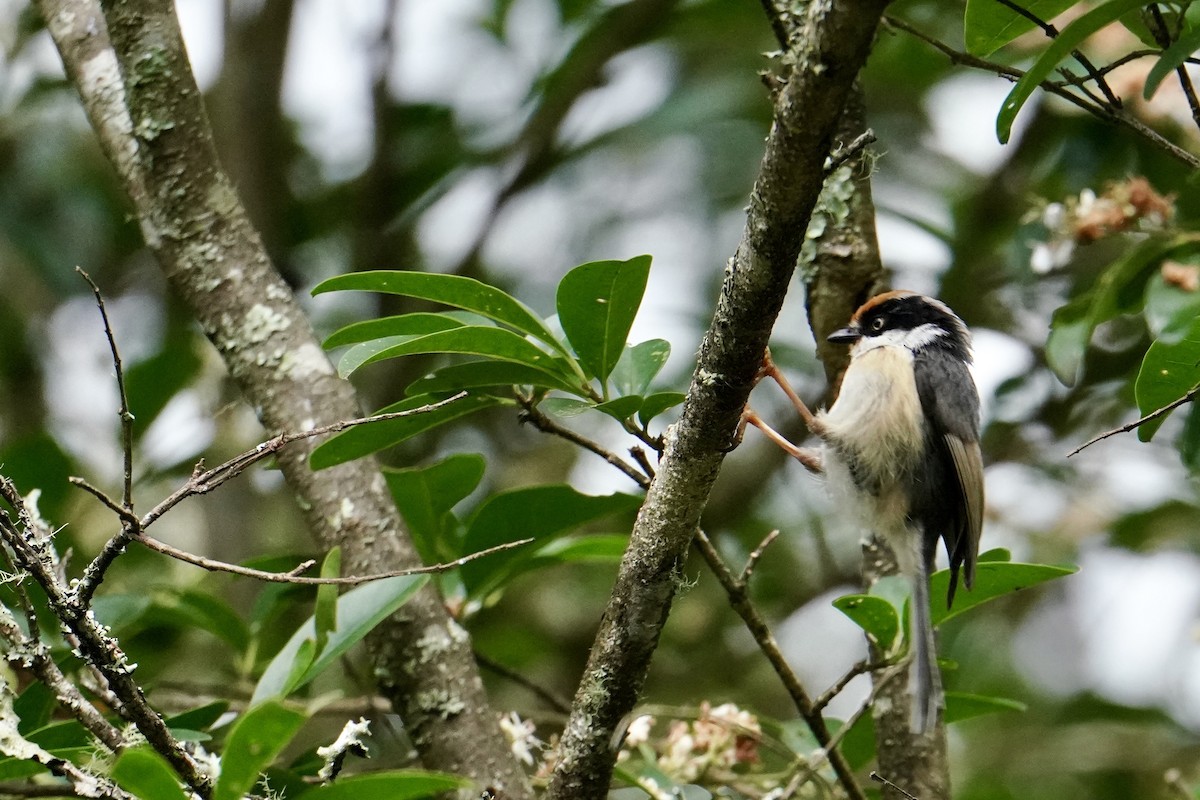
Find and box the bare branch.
[517,397,652,490]
[1069,381,1200,456]
[132,532,532,585]
[883,15,1200,170]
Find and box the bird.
[748,290,984,733]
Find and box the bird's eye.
[869,316,886,332]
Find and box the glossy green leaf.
[1046,234,1200,384]
[322,312,465,349]
[639,391,686,425]
[310,393,501,469]
[315,547,341,653]
[336,326,564,379]
[279,637,317,699]
[931,561,1076,625]
[594,395,644,421]
[833,594,900,651]
[540,397,595,417]
[1145,24,1200,98]
[1144,270,1200,343]
[300,771,471,799]
[556,255,652,383]
[460,486,641,597]
[385,453,485,559]
[312,270,562,350]
[611,339,671,396]
[996,0,1149,143]
[405,359,582,396]
[1135,314,1200,440]
[964,0,1079,57]
[112,747,190,800]
[251,575,429,705]
[214,702,308,800]
[530,533,629,565]
[944,691,1027,722]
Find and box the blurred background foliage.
[2,0,1200,797]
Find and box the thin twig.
[870,771,919,800]
[77,269,136,514]
[139,393,467,528]
[1146,4,1200,131]
[993,0,1122,107]
[131,533,532,585]
[812,658,888,715]
[1068,381,1200,456]
[883,15,1200,170]
[739,528,780,584]
[71,393,469,605]
[758,0,789,49]
[826,130,876,175]
[692,530,867,800]
[517,398,651,489]
[475,651,573,715]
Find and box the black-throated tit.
[812,291,984,733]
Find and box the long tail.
[910,558,942,734]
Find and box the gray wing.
[914,352,984,601]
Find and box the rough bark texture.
[802,87,889,397]
[40,0,532,795]
[547,2,891,796]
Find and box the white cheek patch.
[851,322,946,356]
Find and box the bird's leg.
[738,348,824,473]
[759,348,827,438]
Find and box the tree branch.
[1068,381,1200,456]
[38,0,533,793]
[546,2,891,795]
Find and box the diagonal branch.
[546,2,891,795]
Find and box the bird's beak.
[827,326,861,344]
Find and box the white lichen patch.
[241,304,291,345]
[282,342,335,381]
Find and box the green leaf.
[310,393,501,470]
[964,0,1079,57]
[164,590,250,653]
[611,339,671,396]
[931,561,1076,625]
[996,0,1149,143]
[1145,24,1200,98]
[556,255,652,383]
[1136,311,1200,440]
[251,575,429,705]
[384,454,486,560]
[540,397,596,417]
[460,486,642,597]
[165,702,231,735]
[312,270,563,351]
[300,771,471,800]
[322,313,465,349]
[639,391,686,426]
[1144,270,1200,342]
[112,747,190,800]
[336,326,566,380]
[406,359,582,396]
[944,691,1028,723]
[594,395,644,421]
[1046,235,1200,384]
[315,548,341,653]
[530,533,629,564]
[833,594,900,651]
[214,702,308,800]
[279,637,317,698]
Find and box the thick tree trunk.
[39,0,533,795]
